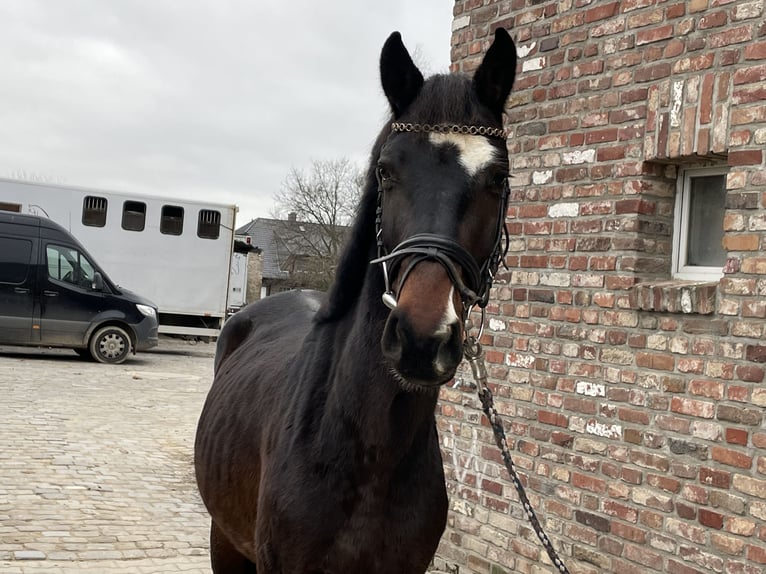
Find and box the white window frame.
[671,165,727,281]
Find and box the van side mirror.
[92,272,105,291]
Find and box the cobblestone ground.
[0,339,216,573]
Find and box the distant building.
[236,212,348,300]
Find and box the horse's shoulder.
[215,290,325,371]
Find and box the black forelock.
[397,74,501,129]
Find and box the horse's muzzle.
[381,288,464,388]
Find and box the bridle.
[370,122,510,323]
[370,122,572,573]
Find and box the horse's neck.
[315,275,440,460]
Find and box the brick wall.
[436,1,766,573]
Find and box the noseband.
[371,122,510,318]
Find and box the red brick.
[538,410,568,427]
[584,2,620,23]
[726,428,748,446]
[728,150,764,166]
[610,521,647,543]
[670,397,715,418]
[699,509,724,529]
[749,543,766,564]
[637,352,675,371]
[700,467,731,489]
[708,25,753,49]
[636,24,674,45]
[745,41,766,60]
[737,365,765,383]
[711,446,753,469]
[585,128,619,144]
[698,11,727,29]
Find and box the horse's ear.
[473,28,517,120]
[380,32,424,118]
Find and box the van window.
[46,244,96,289]
[161,205,184,235]
[198,209,221,239]
[83,196,108,227]
[0,237,32,283]
[122,201,146,231]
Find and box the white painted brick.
[522,57,545,72]
[562,149,596,165]
[506,353,536,368]
[516,42,536,58]
[532,169,553,184]
[670,80,683,127]
[585,420,622,439]
[488,318,506,332]
[548,202,579,218]
[576,381,606,397]
[452,15,471,31]
[540,272,571,287]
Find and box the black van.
[0,212,159,363]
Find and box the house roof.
[237,217,347,281]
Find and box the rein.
[371,121,571,573]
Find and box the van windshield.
[46,244,97,289]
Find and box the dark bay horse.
[194,28,517,573]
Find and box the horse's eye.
[376,164,393,185]
[378,163,391,181]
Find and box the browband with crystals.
[391,122,507,140]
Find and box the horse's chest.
[265,463,447,573]
[321,500,439,573]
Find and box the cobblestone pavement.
[0,339,217,573]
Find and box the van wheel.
[89,326,132,364]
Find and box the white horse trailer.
[0,178,237,339]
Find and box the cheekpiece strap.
[391,122,507,140]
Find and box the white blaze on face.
[433,286,460,375]
[429,133,497,176]
[434,286,459,336]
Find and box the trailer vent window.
[0,202,22,213]
[82,196,108,227]
[122,201,146,232]
[161,205,184,235]
[198,209,221,239]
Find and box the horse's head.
[374,28,517,390]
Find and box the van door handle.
[14,287,30,294]
[43,290,59,297]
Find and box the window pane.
[687,174,726,267]
[47,245,74,281]
[0,202,22,213]
[198,209,221,239]
[46,245,95,288]
[160,205,184,235]
[0,237,32,283]
[122,201,146,231]
[83,196,108,227]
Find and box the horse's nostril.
[381,311,403,364]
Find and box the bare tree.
[271,158,364,290]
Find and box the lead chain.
[463,337,571,574]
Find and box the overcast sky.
[0,1,453,227]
